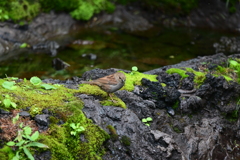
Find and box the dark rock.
[34,150,51,160]
[80,93,182,160]
[34,114,49,131]
[88,5,152,32]
[0,109,11,115]
[19,111,31,117]
[82,68,130,81]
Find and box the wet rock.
[32,41,59,56]
[0,12,76,58]
[88,5,152,31]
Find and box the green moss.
[0,78,80,115]
[40,104,110,159]
[225,110,239,122]
[172,101,179,109]
[172,126,182,133]
[0,145,15,160]
[120,136,131,146]
[185,67,206,86]
[9,0,40,21]
[107,125,118,141]
[101,98,127,109]
[161,83,166,87]
[122,71,158,91]
[79,84,107,97]
[166,68,189,79]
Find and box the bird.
[82,72,126,102]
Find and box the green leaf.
[2,81,16,90]
[12,113,19,124]
[12,152,20,160]
[26,142,49,148]
[23,126,32,136]
[229,60,238,67]
[142,118,147,123]
[41,83,56,90]
[30,131,39,141]
[3,14,9,20]
[70,123,76,129]
[6,141,15,146]
[132,66,138,71]
[23,147,35,160]
[15,130,23,142]
[10,77,18,80]
[76,127,85,132]
[145,123,150,126]
[71,131,76,136]
[20,43,28,48]
[16,140,26,146]
[3,99,11,108]
[11,102,17,108]
[30,77,42,85]
[146,117,153,121]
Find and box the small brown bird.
[82,72,126,101]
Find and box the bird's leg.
[108,93,117,103]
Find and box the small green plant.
[2,81,17,90]
[1,94,17,109]
[130,66,138,75]
[142,117,153,126]
[7,115,48,160]
[30,76,42,85]
[0,9,9,21]
[70,123,85,136]
[30,76,56,90]
[12,113,20,124]
[20,43,29,48]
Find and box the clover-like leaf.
[2,81,16,90]
[132,66,138,72]
[30,76,42,85]
[20,43,28,48]
[3,99,11,108]
[41,84,56,90]
[23,126,32,136]
[146,117,153,122]
[141,118,147,123]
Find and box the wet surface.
[0,26,238,79]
